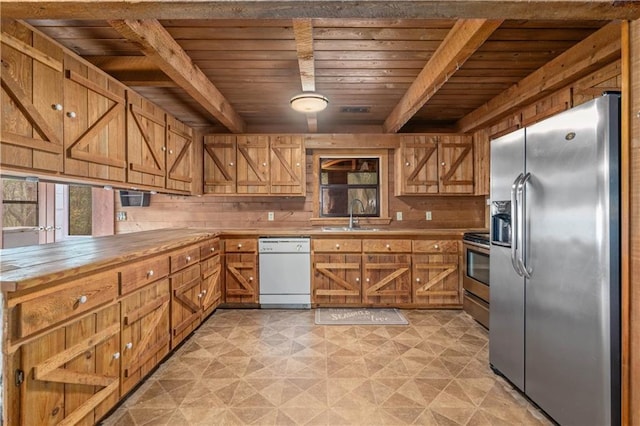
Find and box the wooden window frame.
[310,149,391,226]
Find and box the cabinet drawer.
[201,254,221,278]
[313,239,362,253]
[413,240,459,254]
[200,238,221,259]
[19,270,118,338]
[224,238,257,253]
[363,239,411,253]
[120,255,170,295]
[170,245,201,273]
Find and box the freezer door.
[524,95,620,425]
[489,128,526,390]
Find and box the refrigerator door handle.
[517,173,532,278]
[511,173,524,276]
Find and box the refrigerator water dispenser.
[491,201,512,246]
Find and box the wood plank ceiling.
[26,18,608,133]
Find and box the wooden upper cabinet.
[204,134,306,196]
[165,115,193,194]
[204,135,237,194]
[236,135,269,194]
[1,20,64,173]
[269,135,305,195]
[395,134,474,195]
[63,54,126,182]
[126,90,167,189]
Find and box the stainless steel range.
[462,232,490,328]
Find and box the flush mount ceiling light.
[290,92,329,113]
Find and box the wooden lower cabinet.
[201,254,222,316]
[223,238,258,304]
[19,303,121,426]
[312,239,362,304]
[412,240,461,307]
[362,253,412,305]
[170,263,202,348]
[120,279,170,396]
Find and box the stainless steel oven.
[462,233,490,328]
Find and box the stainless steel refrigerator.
[489,93,620,425]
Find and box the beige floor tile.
[100,309,551,426]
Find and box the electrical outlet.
[116,211,127,221]
[425,211,432,221]
[396,211,403,221]
[268,212,274,221]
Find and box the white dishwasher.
[258,237,311,309]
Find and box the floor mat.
[314,308,408,325]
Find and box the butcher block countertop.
[0,228,216,293]
[0,227,481,294]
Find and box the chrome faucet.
[349,198,365,229]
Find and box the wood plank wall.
[115,153,486,232]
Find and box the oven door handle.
[511,173,524,276]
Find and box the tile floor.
[100,309,551,425]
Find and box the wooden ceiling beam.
[292,18,320,133]
[456,21,622,133]
[3,1,639,20]
[383,19,502,133]
[109,19,245,133]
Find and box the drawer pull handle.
[52,103,63,111]
[186,256,192,262]
[238,243,243,248]
[147,270,154,277]
[386,244,391,249]
[78,295,88,304]
[335,244,340,249]
[434,244,439,249]
[66,111,76,118]
[125,342,133,350]
[113,352,121,360]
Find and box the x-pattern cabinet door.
[1,21,64,173]
[313,252,362,304]
[236,135,269,194]
[269,135,305,195]
[412,240,461,306]
[438,135,474,194]
[170,264,202,348]
[165,115,193,194]
[224,252,258,303]
[204,135,237,194]
[397,135,439,195]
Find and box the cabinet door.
[236,135,269,194]
[63,54,126,182]
[170,264,202,348]
[224,252,258,303]
[270,135,305,195]
[126,90,166,189]
[1,21,64,173]
[412,253,460,306]
[396,135,439,195]
[438,136,474,194]
[362,254,412,305]
[166,115,193,194]
[312,253,362,304]
[204,135,237,194]
[120,279,170,396]
[201,254,222,316]
[20,303,120,426]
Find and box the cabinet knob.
[366,278,370,282]
[262,162,267,167]
[186,256,191,262]
[66,111,76,118]
[356,277,360,282]
[210,247,216,252]
[249,276,254,281]
[198,292,203,299]
[434,244,439,249]
[147,270,154,277]
[416,278,421,283]
[169,149,174,154]
[335,244,340,249]
[405,162,410,167]
[78,295,88,304]
[161,146,167,151]
[386,244,391,249]
[202,289,207,295]
[441,162,446,166]
[125,342,133,350]
[113,352,121,360]
[52,103,63,111]
[296,162,300,167]
[229,162,234,166]
[238,243,242,248]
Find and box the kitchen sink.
[321,226,380,232]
